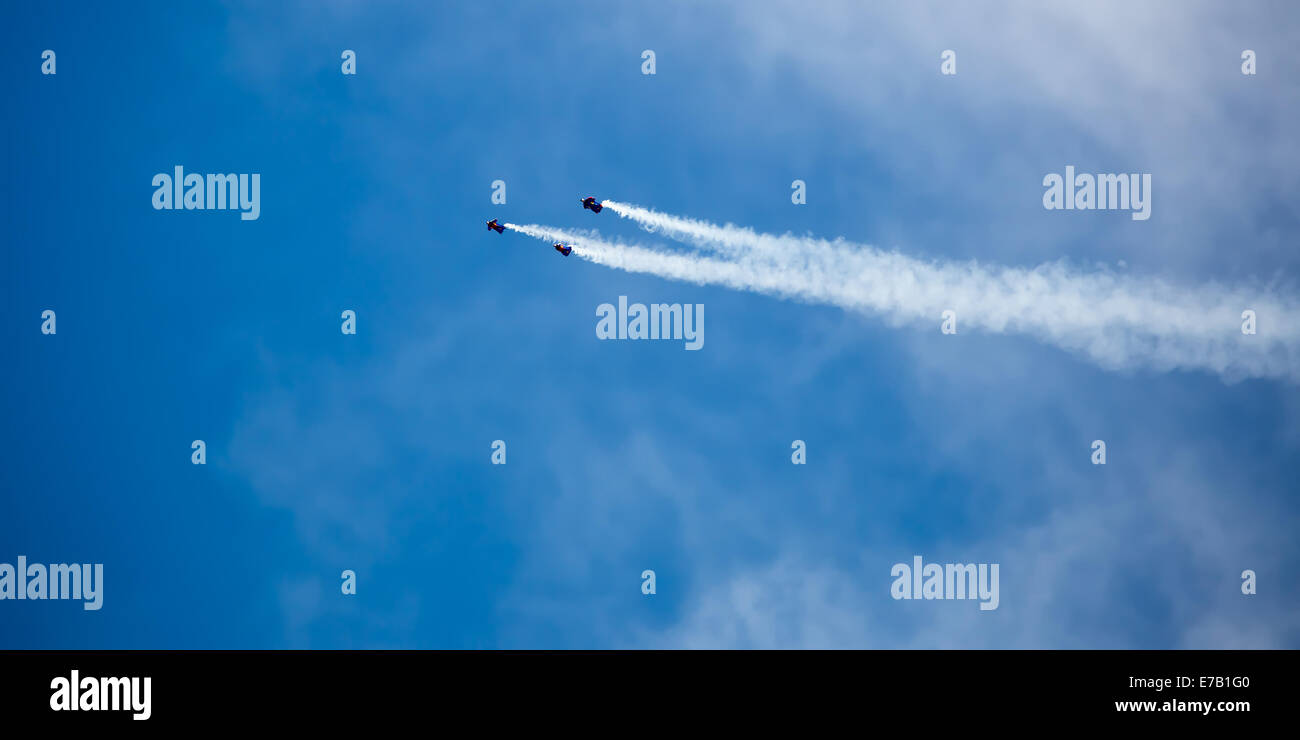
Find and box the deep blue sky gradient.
[3,1,1298,648]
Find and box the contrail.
[507,222,829,298]
[602,200,763,260]
[506,219,1298,382]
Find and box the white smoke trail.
[602,200,762,260]
[506,220,1299,382]
[507,222,828,298]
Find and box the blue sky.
[3,0,1297,648]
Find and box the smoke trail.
[602,200,761,259]
[507,222,829,298]
[602,199,809,263]
[506,221,1298,382]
